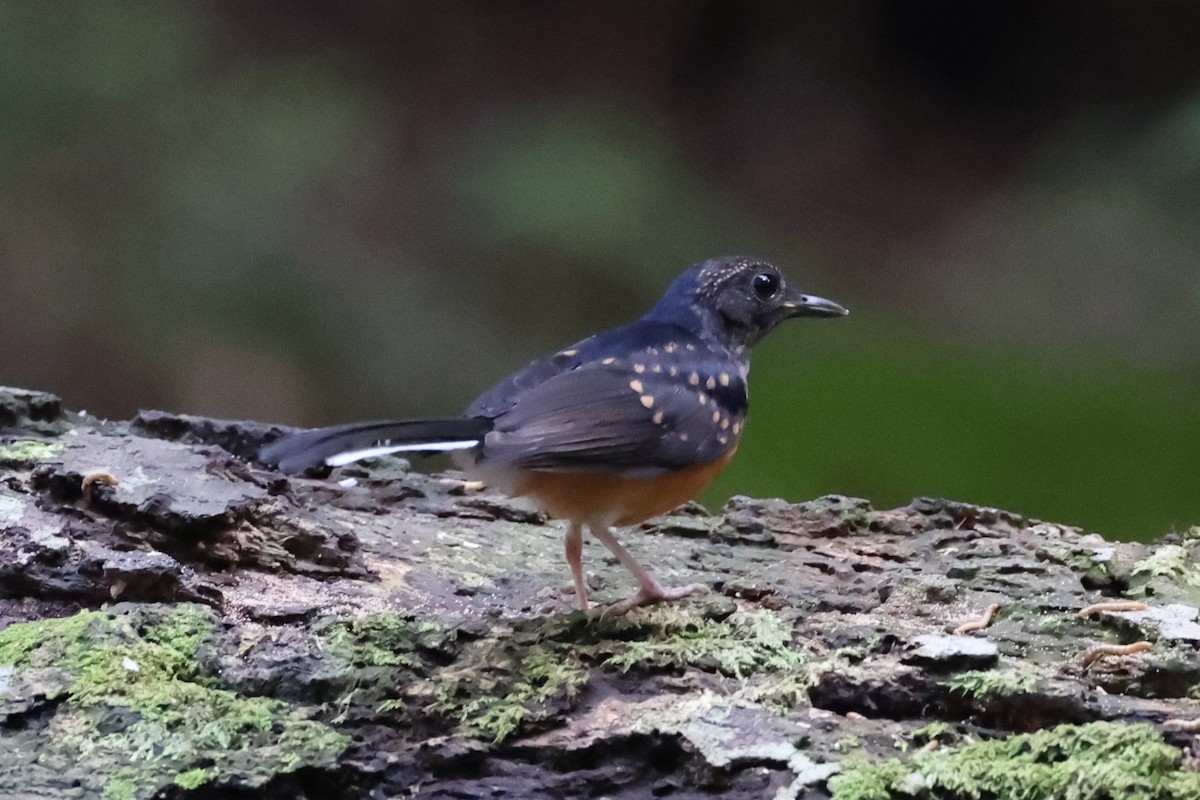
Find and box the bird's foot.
[601,580,708,619]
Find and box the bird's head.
[647,256,848,349]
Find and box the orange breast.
[513,447,737,527]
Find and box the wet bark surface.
[1,386,1199,799]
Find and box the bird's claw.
[600,581,708,619]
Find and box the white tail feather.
[324,440,479,467]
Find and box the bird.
[261,256,848,615]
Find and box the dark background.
[2,1,1197,541]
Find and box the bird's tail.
[260,418,492,474]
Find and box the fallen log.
[1,386,1198,799]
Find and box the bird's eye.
[752,272,780,300]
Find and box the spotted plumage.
[261,255,848,615]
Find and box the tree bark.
[1,386,1198,799]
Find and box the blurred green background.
[1,1,1197,541]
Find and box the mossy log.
[1,385,1199,799]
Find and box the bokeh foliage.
[1,2,1197,541]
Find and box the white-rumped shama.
[262,256,847,614]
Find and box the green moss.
[377,698,406,713]
[1132,544,1200,585]
[2,605,348,798]
[103,776,138,800]
[830,758,910,800]
[322,612,424,668]
[734,670,816,712]
[275,722,350,773]
[828,722,1200,800]
[605,608,803,678]
[172,767,216,790]
[69,605,215,709]
[1127,544,1200,601]
[0,438,62,465]
[945,667,1037,699]
[0,608,106,667]
[321,613,444,721]
[435,646,589,743]
[144,603,211,650]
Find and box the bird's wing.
[478,363,740,475]
[464,320,701,419]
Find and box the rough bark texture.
[1,385,1199,799]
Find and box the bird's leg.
[565,521,589,611]
[588,525,706,616]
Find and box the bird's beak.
[782,292,849,318]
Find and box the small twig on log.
[953,603,999,635]
[1082,641,1152,668]
[1078,601,1149,618]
